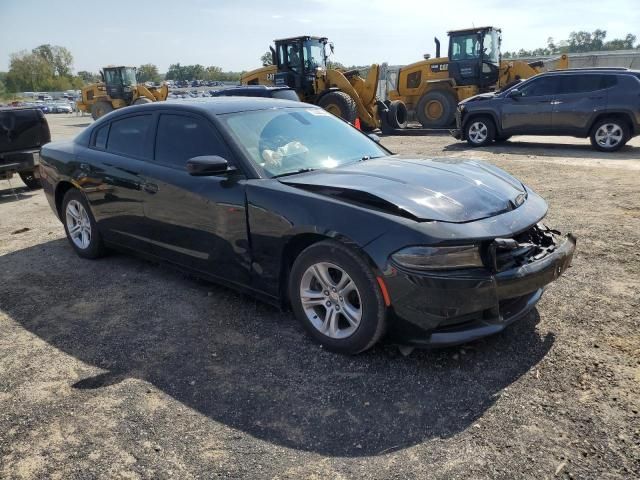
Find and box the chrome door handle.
[551,100,563,105]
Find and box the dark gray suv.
[453,68,640,152]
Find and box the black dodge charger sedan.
[39,98,576,354]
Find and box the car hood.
[460,92,498,104]
[279,157,528,223]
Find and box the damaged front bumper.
[383,229,576,347]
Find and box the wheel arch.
[54,181,76,219]
[278,231,381,308]
[589,111,636,136]
[462,111,501,136]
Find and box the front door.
[500,76,561,134]
[140,112,251,285]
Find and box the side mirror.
[186,155,235,176]
[507,88,522,99]
[368,133,381,143]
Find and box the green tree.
[77,70,99,84]
[137,63,160,83]
[260,51,274,66]
[32,44,74,77]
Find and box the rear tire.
[289,240,386,354]
[317,91,358,124]
[465,116,496,147]
[18,170,41,190]
[387,100,408,129]
[416,89,457,128]
[62,189,107,259]
[91,101,114,120]
[590,117,629,152]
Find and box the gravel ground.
[0,114,639,479]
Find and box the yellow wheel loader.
[77,66,169,120]
[388,27,569,127]
[241,36,407,131]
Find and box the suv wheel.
[465,116,496,147]
[590,118,629,152]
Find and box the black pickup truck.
[0,107,51,189]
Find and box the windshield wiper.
[272,168,316,179]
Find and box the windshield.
[272,89,300,101]
[104,68,137,86]
[450,34,481,61]
[303,39,326,70]
[221,107,388,177]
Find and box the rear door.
[500,76,561,134]
[141,111,251,285]
[81,114,156,252]
[551,74,613,135]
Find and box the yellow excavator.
[389,27,569,127]
[241,36,408,131]
[77,66,169,120]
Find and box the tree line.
[0,45,244,96]
[503,30,639,58]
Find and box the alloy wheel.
[299,262,362,339]
[66,199,92,250]
[468,121,488,144]
[595,123,623,149]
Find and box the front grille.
[487,224,559,272]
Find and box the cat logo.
[266,73,275,81]
[430,63,449,73]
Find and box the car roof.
[115,97,313,116]
[540,68,640,76]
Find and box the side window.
[93,124,109,149]
[107,115,151,158]
[154,114,230,168]
[600,75,618,89]
[557,75,606,95]
[520,77,560,97]
[407,71,422,89]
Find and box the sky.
[1,0,639,73]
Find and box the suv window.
[272,89,300,101]
[519,76,561,97]
[557,74,612,94]
[93,124,109,149]
[107,115,151,158]
[154,114,230,168]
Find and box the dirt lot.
[1,114,639,479]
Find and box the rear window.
[106,115,151,158]
[557,74,617,94]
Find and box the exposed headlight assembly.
[391,245,484,270]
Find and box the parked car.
[48,103,73,114]
[210,85,300,101]
[0,106,50,189]
[452,68,640,152]
[39,98,575,354]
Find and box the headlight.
[391,245,484,270]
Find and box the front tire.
[465,116,496,147]
[317,91,358,124]
[289,240,386,354]
[590,117,629,152]
[133,97,153,105]
[62,189,107,259]
[91,101,114,120]
[416,89,457,128]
